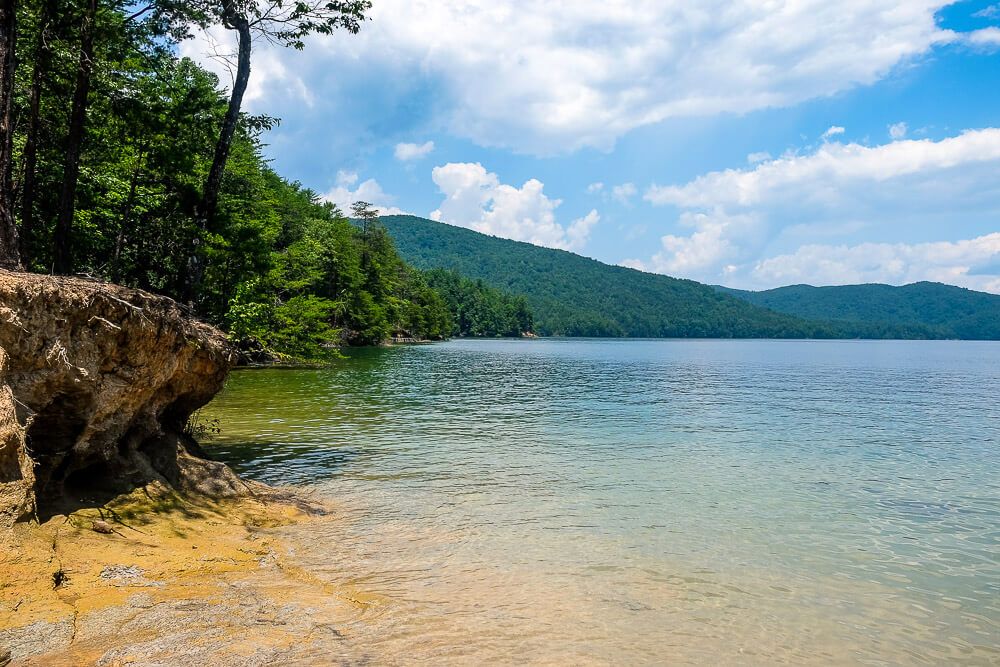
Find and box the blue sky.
[182,1,1000,292]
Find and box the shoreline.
[0,484,377,665]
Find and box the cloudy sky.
[182,1,1000,293]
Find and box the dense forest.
[0,0,478,359]
[381,215,971,339]
[423,269,533,337]
[720,282,1000,340]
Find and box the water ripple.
[203,339,1000,665]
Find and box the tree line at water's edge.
[0,0,533,360]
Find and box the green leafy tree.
[4,0,460,360]
[180,0,372,301]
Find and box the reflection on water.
[202,339,1000,665]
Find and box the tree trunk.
[111,143,142,282]
[18,0,54,267]
[183,16,250,302]
[201,18,250,224]
[0,0,21,270]
[53,0,96,275]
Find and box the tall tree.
[18,0,56,267]
[183,0,371,300]
[0,0,454,354]
[0,0,20,269]
[53,0,97,274]
[351,200,378,249]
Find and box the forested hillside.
[719,283,1000,340]
[381,215,945,339]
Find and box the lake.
[201,339,1000,665]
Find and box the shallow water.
[201,339,1000,665]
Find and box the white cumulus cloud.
[646,129,1000,210]
[822,126,846,140]
[321,170,406,215]
[963,26,1000,47]
[974,4,1000,19]
[622,210,766,279]
[753,234,1000,293]
[889,122,908,140]
[430,162,598,251]
[635,128,1000,291]
[179,26,314,109]
[394,141,435,161]
[612,183,638,204]
[180,1,965,154]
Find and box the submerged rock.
[0,270,241,526]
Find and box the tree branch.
[125,4,154,22]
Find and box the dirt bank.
[0,270,242,527]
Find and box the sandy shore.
[0,484,382,666]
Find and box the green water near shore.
[202,339,1000,664]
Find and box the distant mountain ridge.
[380,215,995,339]
[718,282,1000,340]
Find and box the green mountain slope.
[718,283,1000,340]
[380,215,947,339]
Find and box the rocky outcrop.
[0,271,241,527]
[0,347,33,528]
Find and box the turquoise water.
[202,339,1000,665]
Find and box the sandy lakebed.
[0,484,388,666]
